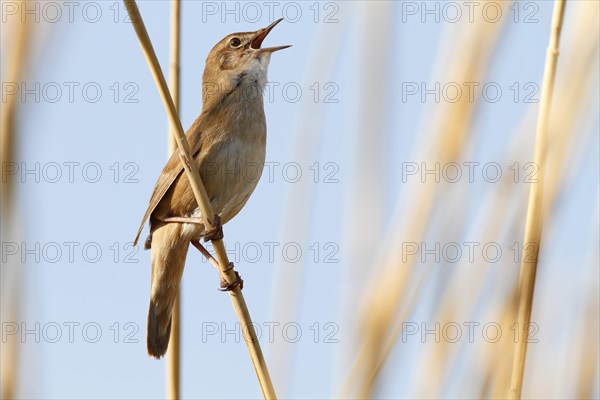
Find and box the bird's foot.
[203,214,224,242]
[219,262,243,291]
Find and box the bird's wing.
[133,116,205,246]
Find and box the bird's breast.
[199,113,266,221]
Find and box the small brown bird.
[133,19,290,359]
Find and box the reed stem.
[508,1,567,398]
[166,0,181,398]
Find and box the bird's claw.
[203,214,224,242]
[219,263,243,291]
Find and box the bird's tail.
[147,222,189,359]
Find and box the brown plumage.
[133,19,290,359]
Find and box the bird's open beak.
[251,18,292,53]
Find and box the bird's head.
[202,18,290,108]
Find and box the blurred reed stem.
[342,4,507,396]
[341,2,390,390]
[0,7,33,399]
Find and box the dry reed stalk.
[0,9,33,399]
[508,1,567,398]
[543,13,599,396]
[342,4,508,396]
[486,4,598,394]
[166,0,181,398]
[122,1,276,398]
[487,66,596,400]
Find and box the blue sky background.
[1,1,598,399]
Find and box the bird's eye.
[229,37,241,48]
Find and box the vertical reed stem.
[166,0,181,398]
[508,1,567,398]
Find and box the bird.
[132,19,290,359]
